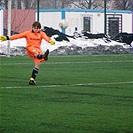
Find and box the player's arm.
[42,31,55,45]
[0,31,28,41]
[10,31,29,40]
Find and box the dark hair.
[32,21,41,29]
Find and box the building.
[4,9,35,34]
[0,7,35,35]
[37,8,132,37]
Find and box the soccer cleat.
[37,54,43,59]
[29,78,36,85]
[42,49,49,61]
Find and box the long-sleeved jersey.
[10,30,51,49]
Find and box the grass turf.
[0,54,133,133]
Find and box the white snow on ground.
[0,35,131,54]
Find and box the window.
[83,17,91,32]
[107,14,122,37]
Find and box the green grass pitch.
[0,54,133,133]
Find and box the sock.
[31,68,39,79]
[37,54,43,59]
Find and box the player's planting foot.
[29,78,36,85]
[43,49,49,61]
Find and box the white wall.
[92,12,104,34]
[66,12,105,35]
[38,12,62,31]
[65,11,132,35]
[122,13,132,33]
[38,10,132,35]
[66,12,82,35]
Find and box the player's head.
[32,21,41,33]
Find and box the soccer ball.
[59,19,69,29]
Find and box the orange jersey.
[10,30,51,49]
[10,30,51,63]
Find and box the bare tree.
[23,0,36,9]
[65,0,113,9]
[39,0,69,9]
[1,0,132,10]
[39,0,54,9]
[111,0,132,10]
[69,0,98,9]
[59,0,72,8]
[17,0,22,9]
[0,0,37,9]
[0,0,8,9]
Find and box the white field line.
[0,60,132,66]
[1,81,133,89]
[51,54,132,58]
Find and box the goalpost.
[0,7,4,36]
[7,0,11,57]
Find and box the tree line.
[0,0,132,10]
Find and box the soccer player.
[0,21,55,85]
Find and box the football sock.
[31,67,39,79]
[37,54,43,59]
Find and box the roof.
[37,8,132,14]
